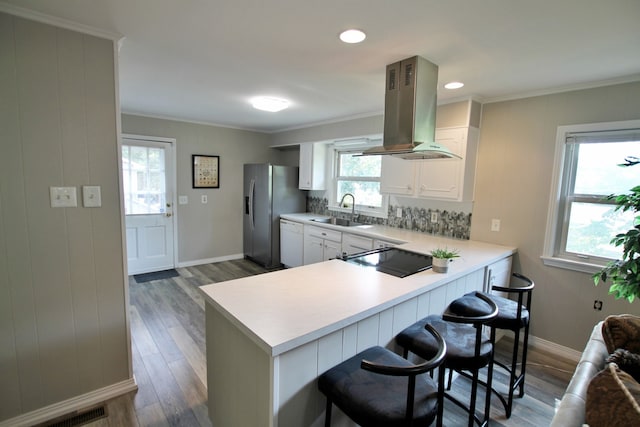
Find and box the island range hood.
[360,56,461,160]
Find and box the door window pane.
[122,145,166,214]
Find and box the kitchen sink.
[311,217,364,227]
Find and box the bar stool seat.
[318,324,447,427]
[396,316,493,372]
[396,293,498,427]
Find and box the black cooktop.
[343,247,433,278]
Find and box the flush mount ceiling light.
[444,81,465,90]
[339,29,366,44]
[251,96,290,112]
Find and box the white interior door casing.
[122,136,176,275]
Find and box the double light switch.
[50,186,102,208]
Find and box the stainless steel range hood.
[361,56,461,159]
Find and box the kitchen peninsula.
[200,221,515,427]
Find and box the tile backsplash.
[306,197,471,240]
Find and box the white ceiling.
[4,0,640,133]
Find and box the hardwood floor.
[85,260,575,426]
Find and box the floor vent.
[38,404,107,427]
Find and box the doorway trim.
[121,133,178,273]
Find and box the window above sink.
[329,141,389,219]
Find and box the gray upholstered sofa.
[550,321,608,427]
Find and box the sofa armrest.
[550,321,608,427]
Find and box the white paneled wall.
[0,12,132,424]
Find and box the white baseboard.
[496,331,582,364]
[177,253,244,268]
[529,334,582,363]
[0,378,137,427]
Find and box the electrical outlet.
[491,219,501,232]
[431,212,438,222]
[201,195,208,204]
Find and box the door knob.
[165,213,172,217]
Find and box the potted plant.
[593,156,640,303]
[430,248,460,273]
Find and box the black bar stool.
[396,293,498,427]
[318,324,447,427]
[471,272,534,417]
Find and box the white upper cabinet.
[380,126,479,202]
[380,155,416,195]
[299,142,327,190]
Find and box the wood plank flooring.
[84,259,576,426]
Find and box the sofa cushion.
[602,314,640,353]
[586,363,640,426]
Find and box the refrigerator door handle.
[249,178,255,231]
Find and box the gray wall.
[270,84,640,352]
[121,114,295,263]
[471,81,640,351]
[0,13,129,421]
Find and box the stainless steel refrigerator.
[243,164,306,268]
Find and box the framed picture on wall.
[192,154,220,188]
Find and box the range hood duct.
[360,56,461,160]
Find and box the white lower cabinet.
[373,239,397,249]
[303,225,342,264]
[485,256,513,292]
[341,233,373,255]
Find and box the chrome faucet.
[339,193,356,221]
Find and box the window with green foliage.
[335,150,383,209]
[561,140,636,260]
[544,121,640,272]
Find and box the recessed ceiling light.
[339,29,366,44]
[251,96,290,112]
[444,81,464,90]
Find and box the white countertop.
[201,218,516,357]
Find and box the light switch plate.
[50,187,77,208]
[82,186,101,207]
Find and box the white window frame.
[329,145,388,219]
[542,119,640,273]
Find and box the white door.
[122,137,175,275]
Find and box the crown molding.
[0,2,123,41]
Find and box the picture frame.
[192,154,220,188]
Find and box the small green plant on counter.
[593,156,640,303]
[430,248,460,259]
